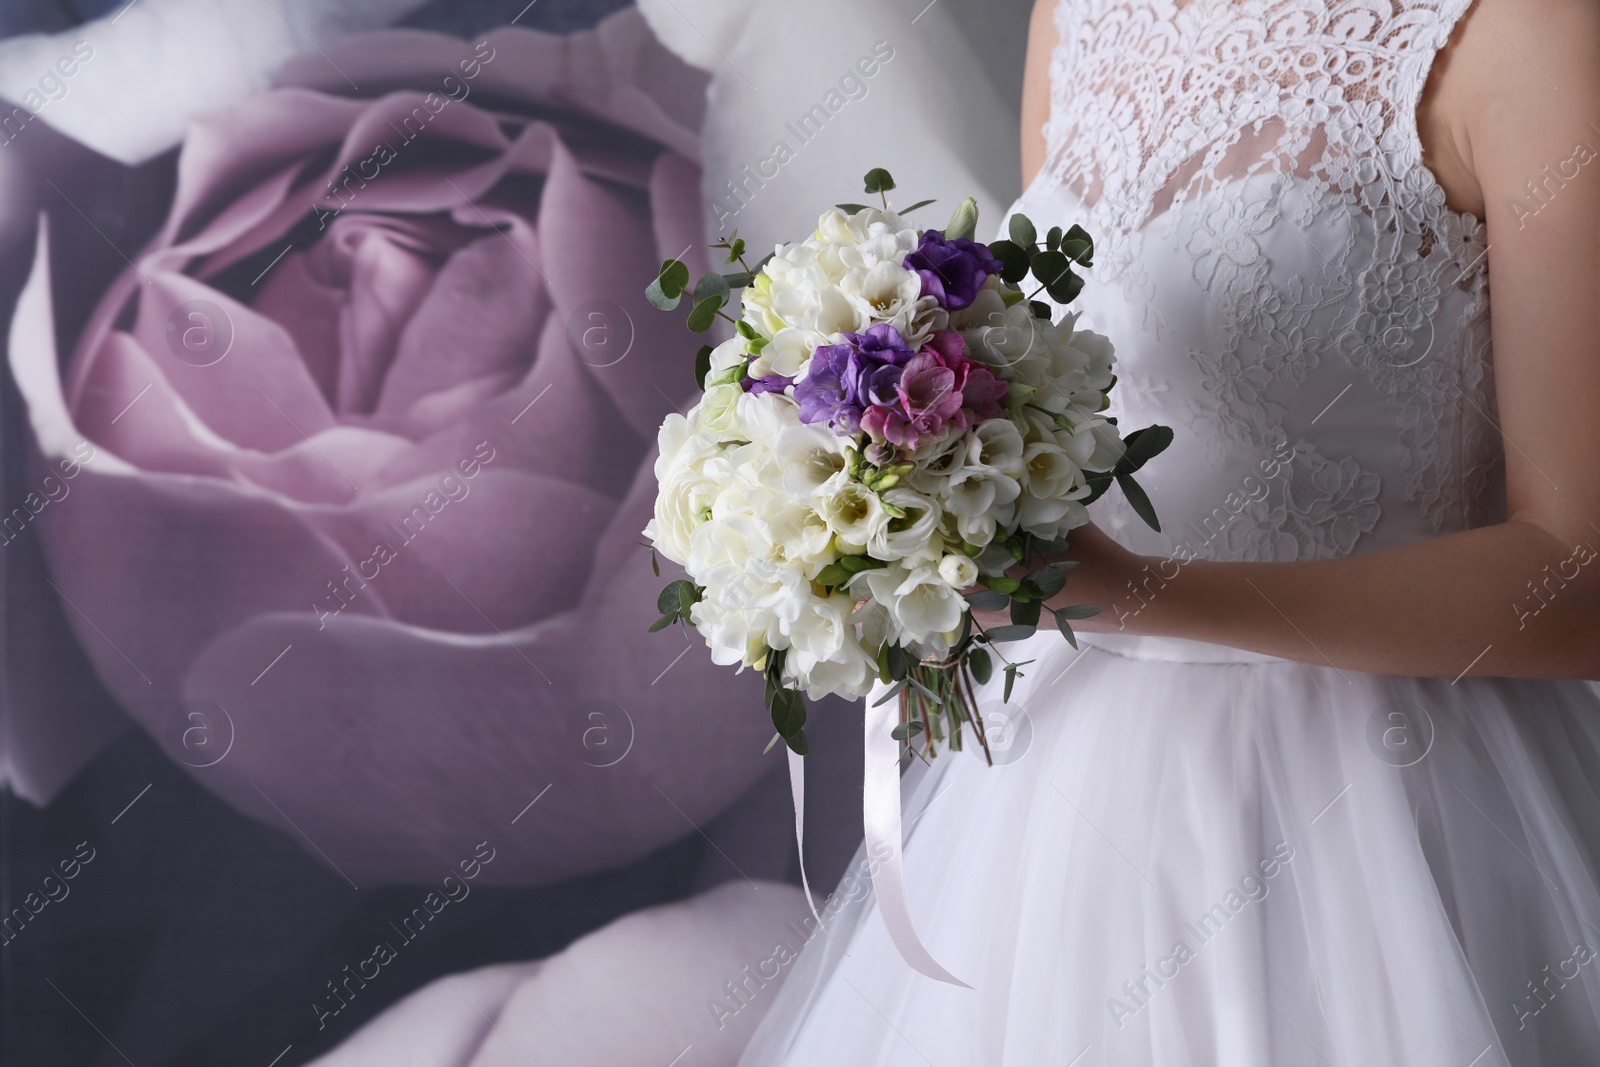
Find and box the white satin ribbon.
[787,747,825,933]
[860,691,972,987]
[783,699,970,986]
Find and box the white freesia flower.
[852,563,966,648]
[968,418,1026,478]
[774,423,850,497]
[705,336,749,383]
[865,487,943,564]
[841,261,924,334]
[786,637,879,701]
[1017,494,1089,541]
[943,467,1019,545]
[938,553,979,589]
[817,475,888,549]
[749,326,823,379]
[1020,440,1082,500]
[784,592,856,664]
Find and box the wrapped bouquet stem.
[642,169,1171,982]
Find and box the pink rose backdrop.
[0,3,867,1065]
[12,13,781,885]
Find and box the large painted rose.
[8,10,776,884]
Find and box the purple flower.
[741,372,793,395]
[793,324,915,433]
[858,332,1010,452]
[903,231,1005,311]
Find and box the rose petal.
[178,453,769,885]
[301,466,613,630]
[538,140,703,441]
[360,314,639,499]
[376,224,549,413]
[304,882,808,1066]
[125,269,336,450]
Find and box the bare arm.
[1020,0,1060,189]
[1012,0,1600,680]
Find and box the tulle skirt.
[738,632,1600,1066]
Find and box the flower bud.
[944,197,979,241]
[939,554,980,589]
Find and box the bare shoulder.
[1419,0,1600,221]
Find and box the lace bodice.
[1018,0,1501,565]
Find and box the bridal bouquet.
[643,169,1170,760]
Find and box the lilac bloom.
[793,324,915,434]
[904,231,1005,311]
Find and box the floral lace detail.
[1037,0,1501,561]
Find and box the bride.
[738,0,1600,1064]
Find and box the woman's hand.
[966,523,1152,636]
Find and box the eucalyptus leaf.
[1002,661,1032,703]
[862,168,896,193]
[1046,268,1084,305]
[685,295,724,333]
[1056,614,1079,649]
[836,203,870,213]
[1010,597,1042,628]
[658,259,689,298]
[1117,471,1162,531]
[647,614,675,633]
[872,679,909,706]
[645,277,681,311]
[987,239,1031,285]
[1008,213,1037,248]
[1046,225,1063,251]
[890,721,927,741]
[898,198,937,214]
[984,624,1037,643]
[1029,564,1069,599]
[968,647,993,685]
[784,728,810,756]
[1029,249,1071,288]
[963,588,1010,612]
[886,644,908,681]
[694,272,730,303]
[770,687,806,737]
[1055,603,1102,619]
[693,345,713,390]
[1116,424,1175,473]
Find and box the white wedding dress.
[739,1,1600,1064]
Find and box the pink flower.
[7,13,780,886]
[859,331,1006,452]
